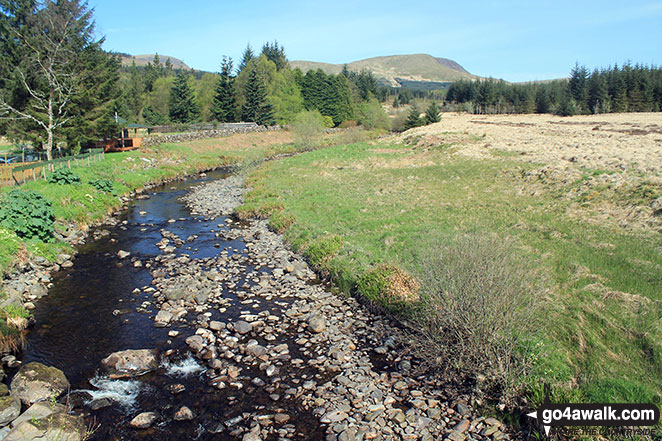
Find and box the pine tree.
[0,0,120,159]
[238,44,255,72]
[169,71,199,123]
[568,63,588,113]
[404,103,423,130]
[424,102,441,124]
[165,58,173,76]
[212,56,236,122]
[261,40,287,71]
[587,70,610,114]
[241,67,274,126]
[535,87,551,113]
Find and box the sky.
[92,0,662,82]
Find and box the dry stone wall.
[142,124,281,147]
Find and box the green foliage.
[269,69,304,124]
[238,43,255,72]
[322,115,335,128]
[291,110,325,148]
[241,66,275,126]
[261,40,287,71]
[0,0,120,159]
[0,189,55,241]
[357,265,393,302]
[299,69,355,126]
[212,56,237,122]
[169,71,200,123]
[358,99,390,130]
[88,178,115,194]
[48,168,81,185]
[446,62,662,115]
[404,103,424,130]
[424,102,441,124]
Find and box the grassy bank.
[0,130,296,279]
[238,135,662,408]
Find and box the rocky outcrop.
[10,362,70,406]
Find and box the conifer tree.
[424,102,441,124]
[241,67,274,126]
[587,70,610,114]
[238,44,255,72]
[212,56,236,122]
[261,41,287,71]
[404,103,423,130]
[569,63,588,112]
[169,71,199,123]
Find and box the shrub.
[358,99,391,131]
[89,178,116,194]
[412,234,542,397]
[0,189,55,241]
[338,120,358,128]
[291,110,325,149]
[48,168,80,185]
[322,115,335,128]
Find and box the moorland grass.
[239,139,662,408]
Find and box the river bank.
[2,165,511,441]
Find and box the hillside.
[290,54,476,87]
[119,53,190,70]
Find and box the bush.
[412,234,542,397]
[0,189,55,241]
[291,110,325,149]
[358,99,391,131]
[48,168,80,185]
[89,178,116,194]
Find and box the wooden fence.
[0,149,104,187]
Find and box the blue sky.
[92,0,662,82]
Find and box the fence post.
[67,159,71,169]
[32,167,36,181]
[42,166,45,179]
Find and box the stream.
[14,169,498,441]
[19,169,324,440]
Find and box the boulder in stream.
[101,349,159,378]
[10,362,70,406]
[0,395,20,427]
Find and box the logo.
[527,396,660,436]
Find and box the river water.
[19,169,325,440]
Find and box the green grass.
[240,140,662,405]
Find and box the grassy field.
[239,126,662,407]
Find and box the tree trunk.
[46,95,54,161]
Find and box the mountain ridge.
[290,54,476,86]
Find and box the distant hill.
[290,54,476,87]
[118,53,190,70]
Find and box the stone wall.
[142,124,281,147]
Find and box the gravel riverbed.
[136,176,512,441]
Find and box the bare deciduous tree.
[0,0,94,160]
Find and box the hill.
[290,54,476,87]
[119,53,190,70]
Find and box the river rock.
[155,309,174,324]
[5,406,86,441]
[101,349,159,378]
[0,395,20,426]
[308,315,326,333]
[129,411,158,429]
[234,320,252,335]
[174,406,194,421]
[117,250,131,259]
[10,362,70,406]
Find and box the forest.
[445,63,662,115]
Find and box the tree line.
[118,43,393,130]
[445,63,662,115]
